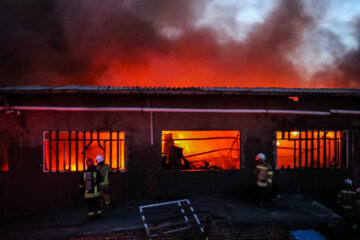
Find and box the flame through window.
[43,131,125,172]
[276,130,349,169]
[161,131,241,170]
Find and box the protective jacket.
[79,166,103,198]
[337,187,356,209]
[96,162,110,187]
[255,162,273,187]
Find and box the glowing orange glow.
[276,130,345,169]
[162,131,240,170]
[288,96,299,102]
[44,131,125,172]
[0,132,8,171]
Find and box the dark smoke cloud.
[0,0,357,87]
[312,18,360,88]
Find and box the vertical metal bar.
[56,131,59,172]
[317,130,320,168]
[63,139,66,171]
[305,130,308,169]
[281,130,285,139]
[238,131,241,169]
[68,131,71,172]
[76,131,79,171]
[103,140,106,166]
[334,131,338,169]
[323,131,327,168]
[117,131,120,171]
[83,131,86,170]
[49,131,52,172]
[311,130,314,168]
[299,131,302,168]
[109,131,112,170]
[293,137,296,169]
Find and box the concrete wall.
[0,92,359,216]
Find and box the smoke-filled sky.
[1,0,360,88]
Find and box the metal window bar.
[109,131,112,169]
[323,131,327,168]
[82,131,86,171]
[48,131,52,172]
[299,132,302,169]
[117,131,120,171]
[139,199,207,239]
[277,130,348,170]
[305,130,308,169]
[56,131,59,172]
[311,130,314,168]
[45,131,124,172]
[75,131,79,171]
[68,131,71,172]
[317,130,320,168]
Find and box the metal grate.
[43,131,125,172]
[139,199,207,239]
[276,130,349,169]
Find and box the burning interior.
[43,131,125,172]
[276,130,348,169]
[161,131,241,170]
[0,131,8,171]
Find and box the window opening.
[161,131,240,170]
[276,130,348,169]
[43,131,125,172]
[0,131,8,171]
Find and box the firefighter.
[79,158,103,218]
[337,178,356,229]
[354,188,360,231]
[254,153,273,204]
[96,154,111,207]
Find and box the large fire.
[44,131,124,172]
[162,131,240,170]
[276,131,345,169]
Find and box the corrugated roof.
[0,86,360,96]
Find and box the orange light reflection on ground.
[162,131,240,170]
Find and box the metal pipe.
[330,109,360,114]
[0,106,332,115]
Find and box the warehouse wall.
[0,92,359,216]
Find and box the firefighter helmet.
[96,154,104,164]
[344,178,352,187]
[86,158,94,167]
[255,153,266,162]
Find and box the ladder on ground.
[139,199,207,239]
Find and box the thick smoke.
[0,0,358,87]
[312,19,360,88]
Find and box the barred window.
[276,130,349,169]
[0,131,8,171]
[43,131,125,172]
[161,131,241,170]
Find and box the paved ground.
[0,194,345,240]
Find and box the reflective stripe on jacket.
[84,172,99,198]
[256,163,273,187]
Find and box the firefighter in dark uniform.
[354,188,360,233]
[337,178,356,229]
[79,158,103,219]
[254,153,273,205]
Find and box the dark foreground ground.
[0,194,353,240]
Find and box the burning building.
[0,86,360,216]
